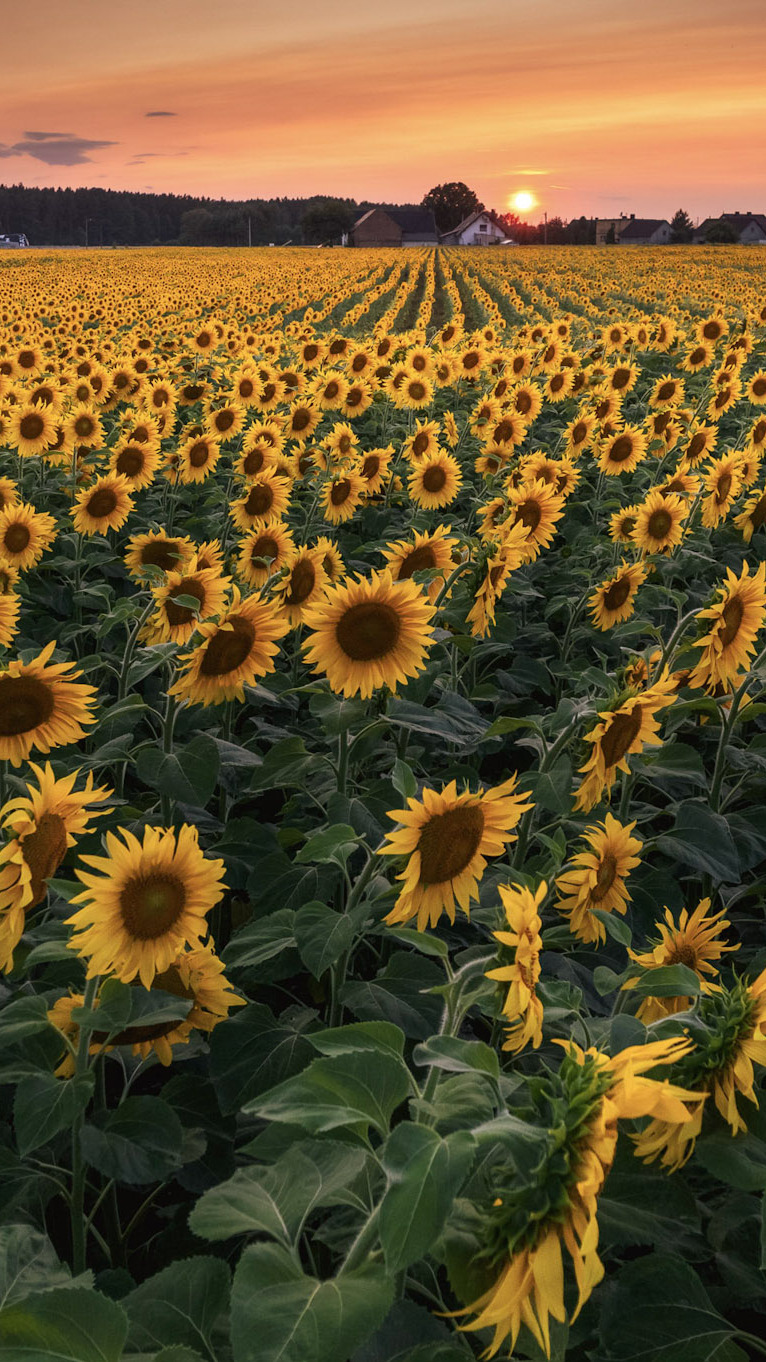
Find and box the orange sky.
[2,0,765,221]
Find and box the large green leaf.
[598,1253,746,1361]
[135,735,220,809]
[0,1286,128,1361]
[656,802,740,883]
[79,1096,184,1185]
[122,1257,229,1358]
[209,1003,317,1115]
[190,1140,369,1245]
[0,1227,75,1310]
[342,954,443,1039]
[230,1244,392,1362]
[378,1124,476,1273]
[14,1074,94,1157]
[294,902,357,978]
[247,1050,410,1139]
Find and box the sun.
[510,190,537,213]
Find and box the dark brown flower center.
[74,415,95,438]
[214,410,235,432]
[0,675,55,735]
[657,381,676,401]
[251,534,279,564]
[423,466,447,493]
[408,381,427,401]
[141,540,182,571]
[87,488,118,519]
[4,524,31,554]
[285,559,317,605]
[647,509,672,540]
[330,478,352,506]
[417,805,485,884]
[412,432,430,456]
[515,499,541,531]
[335,601,401,661]
[292,408,311,432]
[719,595,744,647]
[590,853,617,903]
[189,441,211,468]
[116,446,144,476]
[119,873,186,940]
[245,485,274,517]
[603,577,632,611]
[715,473,732,504]
[165,580,205,626]
[600,705,643,768]
[668,942,697,968]
[494,419,516,443]
[20,413,45,441]
[398,545,436,578]
[200,614,256,676]
[609,435,634,464]
[362,454,380,478]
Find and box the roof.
[721,212,766,232]
[442,208,507,239]
[619,218,670,240]
[351,206,438,239]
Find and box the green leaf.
[149,1349,206,1362]
[630,964,701,998]
[391,760,417,800]
[135,735,220,809]
[14,1074,94,1157]
[379,1124,475,1273]
[342,954,443,1039]
[80,1097,184,1185]
[588,908,632,947]
[122,1257,229,1358]
[308,1022,405,1059]
[246,1050,410,1139]
[695,1132,766,1191]
[656,802,740,883]
[522,759,572,815]
[308,693,368,736]
[223,910,297,970]
[0,997,53,1045]
[385,927,449,960]
[351,1299,466,1362]
[413,1035,499,1080]
[598,1253,746,1361]
[294,903,356,977]
[209,1004,316,1115]
[0,1286,128,1361]
[190,1140,368,1245]
[0,1227,75,1309]
[295,825,360,867]
[230,1243,392,1362]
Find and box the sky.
[2,0,765,222]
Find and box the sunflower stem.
[117,596,157,704]
[70,974,99,1276]
[433,558,473,612]
[337,727,349,797]
[160,683,178,826]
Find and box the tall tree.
[670,209,694,244]
[705,219,738,244]
[421,182,482,234]
[300,199,355,245]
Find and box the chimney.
[630,213,635,219]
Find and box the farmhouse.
[0,233,29,248]
[350,207,438,247]
[595,215,633,244]
[619,218,672,245]
[439,210,513,246]
[693,213,766,244]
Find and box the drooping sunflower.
[313,535,345,584]
[106,945,243,1066]
[229,471,291,531]
[70,474,134,536]
[237,522,295,588]
[147,559,230,645]
[66,824,226,988]
[380,776,532,930]
[608,504,639,544]
[408,451,462,510]
[321,470,365,525]
[597,424,648,476]
[178,433,222,484]
[588,561,647,631]
[487,881,545,1053]
[124,530,195,580]
[0,764,111,972]
[302,569,435,700]
[632,489,686,555]
[0,642,98,767]
[381,525,458,602]
[507,479,565,560]
[735,484,766,542]
[0,502,57,572]
[574,671,677,812]
[276,546,328,625]
[688,559,766,693]
[625,899,737,1023]
[7,403,58,457]
[466,521,530,638]
[170,587,289,707]
[700,453,744,528]
[555,813,642,944]
[452,1039,699,1358]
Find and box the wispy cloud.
[145,110,176,117]
[0,133,117,165]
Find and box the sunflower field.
[2,242,766,1361]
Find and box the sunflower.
[124,530,195,580]
[66,824,225,988]
[276,546,328,626]
[380,776,532,930]
[735,485,766,543]
[147,560,230,645]
[403,419,441,461]
[453,1038,698,1358]
[321,470,365,525]
[0,480,19,517]
[170,587,288,707]
[608,504,639,544]
[660,468,700,499]
[0,764,111,972]
[302,569,434,700]
[0,642,97,767]
[737,447,761,488]
[477,497,509,543]
[507,479,564,560]
[625,899,737,1024]
[0,593,20,650]
[688,560,766,693]
[597,425,648,476]
[236,441,276,481]
[237,522,295,588]
[574,672,676,812]
[700,453,743,528]
[707,378,741,421]
[313,535,345,584]
[313,372,348,411]
[71,474,134,536]
[487,412,527,452]
[229,471,291,531]
[109,440,161,489]
[649,374,685,409]
[407,451,462,510]
[680,341,714,373]
[286,400,320,441]
[178,434,222,484]
[632,490,686,555]
[0,502,57,572]
[205,403,245,441]
[588,561,647,631]
[466,523,530,639]
[358,445,393,496]
[63,404,104,450]
[487,881,545,1053]
[555,814,642,944]
[396,374,434,410]
[381,525,457,603]
[747,416,766,454]
[195,539,225,574]
[7,403,57,457]
[545,368,575,402]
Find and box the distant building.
[595,214,634,245]
[0,233,29,248]
[350,207,438,247]
[440,209,513,246]
[619,218,672,245]
[693,213,766,244]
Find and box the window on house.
[479,222,487,231]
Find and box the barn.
[350,207,438,247]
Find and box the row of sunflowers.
[0,245,766,1361]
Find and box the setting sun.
[510,190,537,213]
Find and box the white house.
[440,210,513,246]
